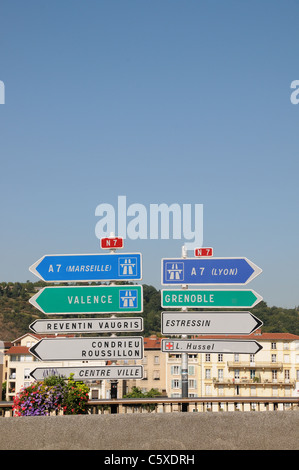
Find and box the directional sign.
[29,253,142,282]
[161,257,262,285]
[29,336,144,361]
[30,365,143,381]
[161,289,262,309]
[161,339,262,354]
[29,317,144,334]
[161,311,263,335]
[29,285,143,314]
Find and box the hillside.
[0,282,298,341]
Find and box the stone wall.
[0,411,298,450]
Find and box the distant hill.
[0,282,298,341]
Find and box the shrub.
[62,376,90,415]
[13,375,90,416]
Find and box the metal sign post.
[28,233,144,414]
[181,246,188,412]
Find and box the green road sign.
[29,285,143,314]
[161,289,262,309]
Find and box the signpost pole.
[181,246,188,412]
[108,233,118,413]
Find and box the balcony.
[227,361,283,370]
[212,377,295,387]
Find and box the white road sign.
[29,336,144,361]
[29,317,143,334]
[30,365,143,381]
[161,311,263,335]
[162,338,262,354]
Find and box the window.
[172,379,180,389]
[142,356,147,364]
[234,370,240,380]
[188,366,195,375]
[24,368,30,380]
[272,370,277,382]
[284,370,290,382]
[153,370,160,380]
[234,354,239,362]
[154,356,159,364]
[271,354,277,363]
[250,354,255,364]
[205,354,211,362]
[250,370,255,379]
[205,369,211,379]
[171,365,180,375]
[218,354,223,362]
[188,379,197,389]
[218,369,223,380]
[205,385,212,396]
[284,355,290,363]
[271,342,277,350]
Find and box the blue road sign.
[29,253,142,282]
[161,257,262,285]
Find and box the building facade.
[164,330,299,400]
[4,333,107,401]
[2,330,299,407]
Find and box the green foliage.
[2,381,6,400]
[141,284,162,336]
[251,301,299,335]
[123,386,161,411]
[124,386,161,399]
[0,282,299,340]
[62,374,90,415]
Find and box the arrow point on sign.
[30,369,37,380]
[29,342,42,361]
[29,321,37,333]
[29,289,46,313]
[255,341,263,353]
[29,256,45,281]
[251,290,263,307]
[245,258,263,284]
[250,314,263,333]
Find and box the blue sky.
[0,1,298,308]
